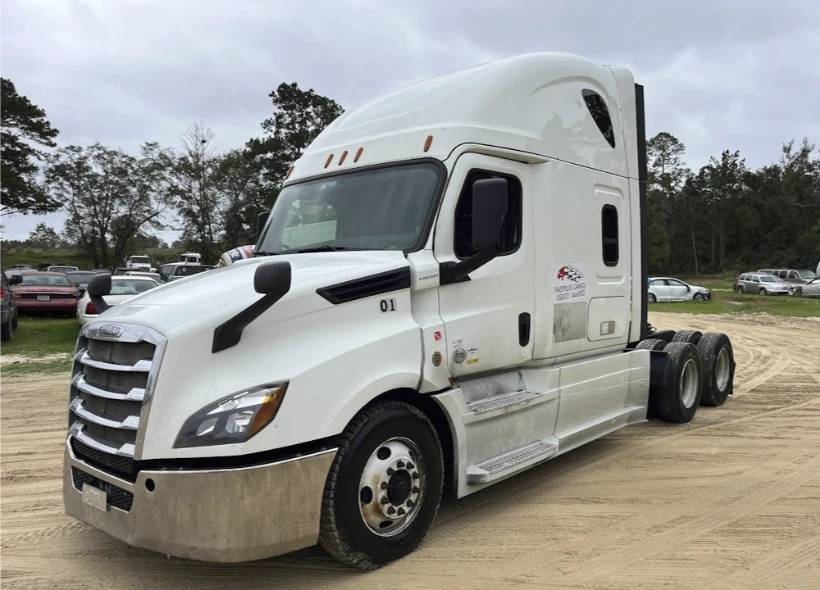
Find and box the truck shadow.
[88,433,654,588]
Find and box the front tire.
[319,401,443,570]
[793,289,803,297]
[648,293,657,303]
[759,288,767,296]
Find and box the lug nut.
[397,460,405,468]
[381,496,390,504]
[406,462,415,470]
[412,472,420,480]
[406,499,415,507]
[380,482,388,489]
[412,486,420,494]
[397,507,406,516]
[387,506,396,515]
[387,468,394,476]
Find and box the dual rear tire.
[638,330,734,423]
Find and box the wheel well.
[360,388,456,496]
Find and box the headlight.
[174,383,288,448]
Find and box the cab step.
[465,390,541,415]
[466,438,559,484]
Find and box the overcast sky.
[2,0,819,241]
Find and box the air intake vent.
[317,268,411,304]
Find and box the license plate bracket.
[82,483,108,512]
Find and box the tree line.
[1,78,343,268]
[2,76,818,273]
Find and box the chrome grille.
[68,323,166,468]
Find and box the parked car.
[92,268,111,274]
[733,272,790,296]
[11,271,81,314]
[123,270,162,283]
[76,275,160,325]
[163,263,216,283]
[647,277,711,302]
[1,271,20,341]
[757,268,816,285]
[65,270,98,293]
[46,265,80,274]
[789,278,820,298]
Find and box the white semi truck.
[64,52,736,570]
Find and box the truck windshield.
[256,162,441,255]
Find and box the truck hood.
[94,251,409,335]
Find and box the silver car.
[757,268,816,285]
[789,278,820,298]
[734,272,790,296]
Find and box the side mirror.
[87,273,112,313]
[8,274,22,285]
[212,261,292,353]
[254,259,292,296]
[256,211,270,244]
[439,178,509,286]
[471,178,508,252]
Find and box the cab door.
[434,154,534,377]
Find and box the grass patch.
[1,316,79,376]
[651,275,820,317]
[2,358,72,377]
[2,316,80,356]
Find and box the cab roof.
[288,52,639,183]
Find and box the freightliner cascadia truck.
[64,52,736,570]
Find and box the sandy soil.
[2,311,819,589]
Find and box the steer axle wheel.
[319,401,443,570]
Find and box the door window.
[453,170,522,259]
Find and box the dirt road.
[2,312,819,589]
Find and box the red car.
[12,271,81,314]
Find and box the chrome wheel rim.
[680,358,699,409]
[358,437,425,537]
[715,347,731,391]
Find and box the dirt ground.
[2,311,819,589]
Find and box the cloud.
[2,0,818,240]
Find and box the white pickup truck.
[63,52,736,570]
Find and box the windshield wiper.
[292,245,347,253]
[254,250,279,256]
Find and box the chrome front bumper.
[63,440,337,562]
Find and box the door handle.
[518,312,531,346]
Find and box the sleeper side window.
[453,169,522,259]
[582,89,616,148]
[601,205,619,266]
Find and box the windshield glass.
[256,163,441,255]
[130,257,150,264]
[110,279,158,295]
[21,274,71,286]
[798,270,816,279]
[49,266,77,273]
[67,272,96,283]
[174,265,210,277]
[759,276,782,282]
